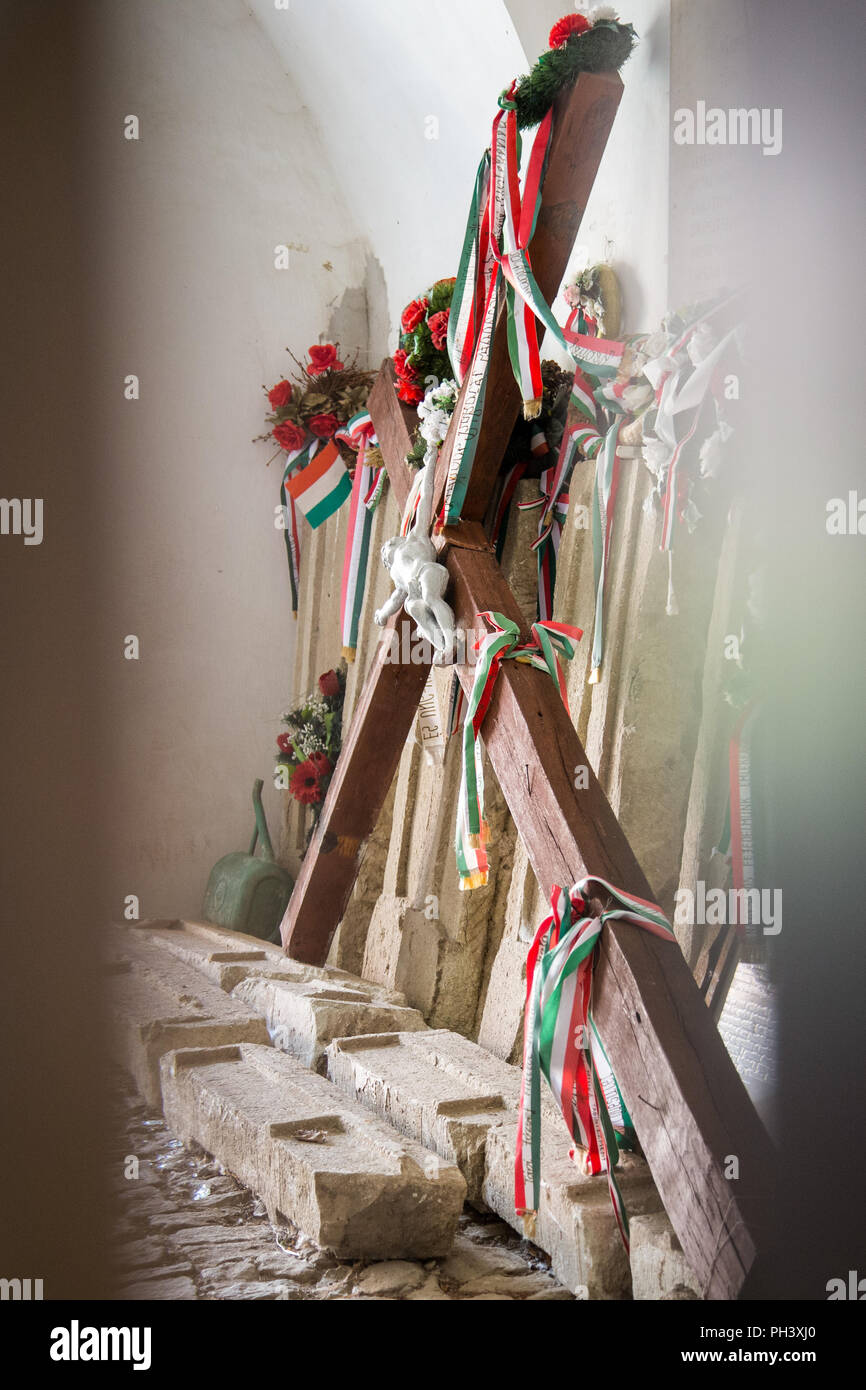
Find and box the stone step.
[483,1119,663,1300]
[121,918,408,1003]
[324,1026,663,1299]
[232,976,426,1072]
[160,1042,466,1259]
[629,1212,701,1300]
[109,920,424,1073]
[325,1029,532,1200]
[103,934,270,1107]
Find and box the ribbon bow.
[515,876,675,1251]
[456,612,582,890]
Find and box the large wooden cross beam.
[280,71,775,1299]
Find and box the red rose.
[289,760,323,806]
[401,297,429,333]
[276,732,295,754]
[318,669,340,697]
[308,344,343,376]
[397,380,424,406]
[393,348,418,382]
[309,413,339,438]
[273,419,307,453]
[428,309,450,351]
[267,379,294,409]
[309,751,332,776]
[549,14,591,47]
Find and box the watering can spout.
[251,777,276,862]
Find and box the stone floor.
[109,1069,574,1301]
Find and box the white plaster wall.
[249,0,530,347]
[252,0,670,344]
[90,0,368,917]
[545,0,672,337]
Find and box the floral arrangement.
[259,344,374,467]
[405,378,459,469]
[394,278,456,406]
[275,664,347,817]
[511,8,636,130]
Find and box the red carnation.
[309,412,339,438]
[290,760,323,806]
[397,380,424,406]
[549,13,591,47]
[393,348,418,382]
[276,732,295,755]
[428,309,450,352]
[273,419,307,453]
[267,378,294,409]
[308,343,343,375]
[318,669,340,697]
[309,751,332,777]
[401,297,429,333]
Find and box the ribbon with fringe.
[515,877,675,1251]
[456,612,582,891]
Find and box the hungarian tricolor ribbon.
[589,417,627,681]
[515,877,676,1251]
[279,436,320,613]
[337,411,384,661]
[456,612,582,891]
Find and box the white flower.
[642,436,672,478]
[698,429,724,479]
[588,5,619,22]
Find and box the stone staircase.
[105,918,699,1299]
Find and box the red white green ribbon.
[338,411,383,661]
[279,437,319,613]
[456,612,582,891]
[515,877,675,1251]
[589,418,625,682]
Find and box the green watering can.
[201,779,293,943]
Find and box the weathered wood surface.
[367,360,417,514]
[280,611,431,964]
[432,70,624,523]
[442,531,774,1301]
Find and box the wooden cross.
[279,71,774,1299]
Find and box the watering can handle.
[250,778,276,862]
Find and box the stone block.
[160,1042,466,1259]
[231,976,426,1072]
[325,1029,524,1200]
[483,1118,663,1300]
[103,934,270,1107]
[119,919,408,1004]
[629,1211,702,1301]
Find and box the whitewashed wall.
[90,0,368,917]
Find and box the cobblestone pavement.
[109,1070,573,1301]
